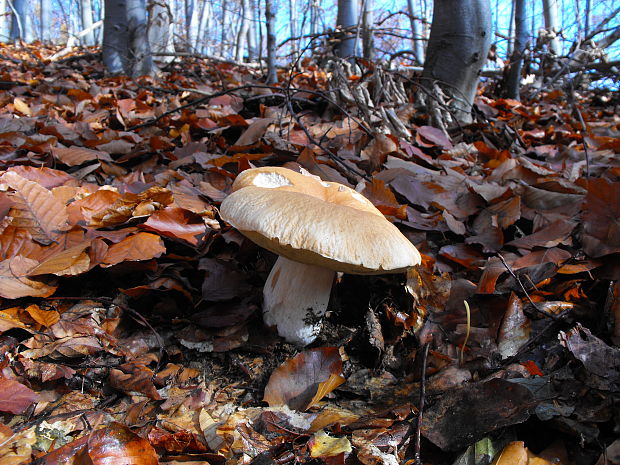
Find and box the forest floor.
[0,43,619,465]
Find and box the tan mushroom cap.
[220,167,421,275]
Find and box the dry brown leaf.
[263,347,345,411]
[0,256,57,298]
[51,145,112,166]
[28,242,91,276]
[1,171,69,245]
[0,377,39,414]
[23,304,60,327]
[141,207,207,246]
[87,423,159,465]
[102,232,166,266]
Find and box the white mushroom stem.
[262,256,336,346]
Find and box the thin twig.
[414,343,430,465]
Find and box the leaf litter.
[0,43,618,465]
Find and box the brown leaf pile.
[0,43,618,465]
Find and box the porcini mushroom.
[220,167,421,346]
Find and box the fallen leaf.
[264,347,345,411]
[1,171,69,245]
[0,377,39,414]
[87,423,159,465]
[309,430,352,458]
[102,232,166,266]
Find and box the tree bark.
[407,0,424,64]
[265,0,277,83]
[148,0,175,62]
[422,0,492,123]
[126,0,154,77]
[503,0,527,99]
[289,0,298,63]
[361,0,374,61]
[247,0,257,60]
[235,0,250,61]
[188,0,201,51]
[198,0,212,54]
[103,0,129,75]
[336,0,358,58]
[10,0,29,42]
[40,0,52,42]
[81,0,96,45]
[543,0,560,54]
[103,0,154,77]
[0,0,7,41]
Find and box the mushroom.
[220,167,421,346]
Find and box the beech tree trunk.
[361,0,374,61]
[40,0,52,42]
[422,0,492,123]
[0,0,7,41]
[504,0,527,99]
[148,0,175,62]
[235,0,250,61]
[103,0,154,77]
[81,0,96,45]
[407,0,424,64]
[10,0,29,42]
[265,0,277,83]
[198,0,212,54]
[543,0,560,54]
[247,0,257,60]
[103,0,129,74]
[188,0,201,51]
[336,0,358,58]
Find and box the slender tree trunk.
[310,0,318,35]
[147,0,175,63]
[507,0,515,55]
[336,0,358,58]
[265,0,277,83]
[40,0,52,42]
[220,4,227,57]
[361,0,374,60]
[126,0,154,76]
[247,0,257,60]
[289,0,298,63]
[235,0,250,60]
[504,0,527,99]
[407,0,424,64]
[10,0,27,42]
[103,0,129,74]
[81,0,96,45]
[198,0,212,54]
[188,0,201,50]
[0,0,7,41]
[542,0,560,54]
[422,0,492,123]
[584,0,590,36]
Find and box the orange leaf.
[1,171,69,245]
[87,423,159,465]
[23,304,60,327]
[141,207,207,246]
[28,242,91,276]
[102,232,166,266]
[263,347,345,411]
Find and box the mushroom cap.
[220,167,421,274]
